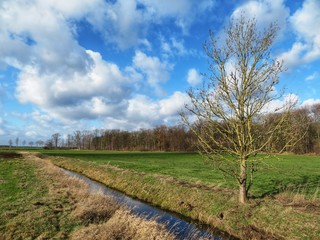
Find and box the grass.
[0,153,76,239]
[0,152,177,240]
[39,150,320,198]
[40,150,320,239]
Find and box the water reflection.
[64,169,235,240]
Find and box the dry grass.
[11,152,177,239]
[275,190,320,215]
[71,208,176,240]
[71,193,119,224]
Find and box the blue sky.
[0,0,320,145]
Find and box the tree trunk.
[239,159,248,204]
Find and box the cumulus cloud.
[127,95,160,123]
[301,98,320,108]
[278,0,320,69]
[187,68,202,86]
[82,0,217,49]
[138,0,215,34]
[98,91,189,130]
[160,36,198,59]
[159,91,190,116]
[96,0,145,49]
[262,94,299,113]
[16,50,131,121]
[132,51,173,96]
[231,0,289,33]
[125,91,189,129]
[0,0,213,142]
[0,0,92,74]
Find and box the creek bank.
[47,154,320,240]
[63,168,236,240]
[16,152,177,239]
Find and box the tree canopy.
[182,16,301,203]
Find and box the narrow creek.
[63,169,236,240]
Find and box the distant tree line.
[46,103,320,154]
[47,125,195,152]
[6,137,44,148]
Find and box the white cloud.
[160,36,197,58]
[125,91,188,129]
[187,68,202,86]
[0,0,216,142]
[301,98,320,108]
[279,0,320,69]
[132,51,173,96]
[31,111,53,125]
[262,94,299,113]
[0,0,93,74]
[305,72,319,81]
[100,91,189,130]
[101,0,145,49]
[82,0,217,49]
[127,95,159,123]
[16,50,131,121]
[278,42,308,69]
[159,91,189,116]
[41,0,100,18]
[232,0,289,33]
[139,0,216,33]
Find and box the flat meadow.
[40,150,320,198]
[38,149,320,239]
[1,149,319,239]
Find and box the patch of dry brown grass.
[275,190,320,214]
[71,193,119,224]
[71,208,176,240]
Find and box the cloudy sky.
[0,0,320,145]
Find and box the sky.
[0,0,320,145]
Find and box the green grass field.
[1,149,318,239]
[42,150,320,239]
[40,150,320,198]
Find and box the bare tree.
[182,16,297,204]
[311,103,320,153]
[15,137,19,147]
[74,131,82,149]
[36,140,44,147]
[52,133,61,148]
[8,139,13,148]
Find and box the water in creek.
[63,169,236,240]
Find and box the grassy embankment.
[41,150,320,240]
[0,152,176,240]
